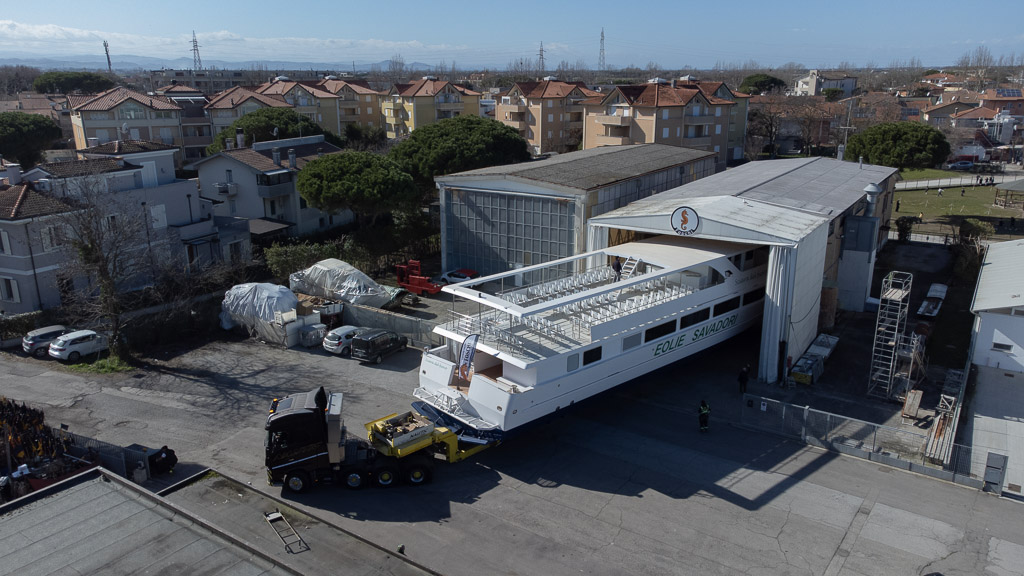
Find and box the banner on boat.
[670,206,700,237]
[458,334,480,382]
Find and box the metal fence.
[51,428,151,479]
[739,394,998,490]
[341,302,442,349]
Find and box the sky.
[1,0,1020,70]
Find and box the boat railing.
[445,310,527,356]
[499,266,618,307]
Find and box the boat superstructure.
[415,235,769,438]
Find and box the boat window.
[644,320,676,343]
[567,354,580,372]
[714,296,741,316]
[622,333,641,351]
[743,288,765,305]
[729,254,742,269]
[583,347,602,366]
[709,268,725,287]
[753,246,770,267]
[679,308,710,328]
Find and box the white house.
[970,239,1024,371]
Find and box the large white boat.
[415,235,769,439]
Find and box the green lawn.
[899,168,967,181]
[892,186,1022,240]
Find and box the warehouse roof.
[971,239,1024,312]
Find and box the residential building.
[495,79,601,155]
[794,70,857,98]
[921,101,979,128]
[433,144,716,275]
[0,92,72,140]
[143,68,336,95]
[678,79,751,165]
[155,84,213,162]
[981,110,1022,145]
[316,78,384,134]
[978,88,1024,116]
[205,86,291,142]
[188,135,353,241]
[581,79,734,170]
[67,88,183,157]
[920,72,964,89]
[254,80,343,137]
[951,106,998,129]
[383,77,481,139]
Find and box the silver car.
[323,326,366,357]
[23,325,72,358]
[48,330,109,362]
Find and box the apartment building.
[495,79,601,154]
[254,80,342,136]
[143,68,334,95]
[581,80,734,170]
[316,78,384,134]
[383,77,481,139]
[794,70,857,98]
[155,84,212,162]
[188,135,354,240]
[678,79,750,165]
[204,86,291,142]
[67,87,183,155]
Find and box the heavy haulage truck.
[265,387,494,493]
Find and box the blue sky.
[1,0,1020,69]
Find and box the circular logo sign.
[670,206,700,236]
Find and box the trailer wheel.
[344,471,365,490]
[404,463,431,485]
[375,467,397,488]
[285,471,310,493]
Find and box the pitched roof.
[971,239,1024,312]
[953,107,997,119]
[219,141,343,173]
[396,78,481,98]
[317,79,382,96]
[67,87,181,111]
[80,140,179,155]
[157,84,203,94]
[255,80,337,100]
[938,89,981,105]
[923,100,978,114]
[34,158,141,178]
[0,183,73,220]
[595,84,707,108]
[980,89,1024,101]
[507,80,601,99]
[205,86,291,110]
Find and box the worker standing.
[738,364,750,394]
[612,257,623,281]
[699,400,711,432]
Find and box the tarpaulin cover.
[219,282,299,344]
[289,258,393,309]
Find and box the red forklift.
[395,260,442,296]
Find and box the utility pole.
[191,31,203,71]
[537,42,545,77]
[103,40,112,74]
[599,28,606,72]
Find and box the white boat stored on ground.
[415,235,770,438]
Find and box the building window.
[715,125,722,135]
[662,127,669,139]
[993,342,1013,352]
[662,109,669,120]
[0,230,9,254]
[0,276,19,303]
[547,100,553,108]
[715,107,722,117]
[548,113,553,122]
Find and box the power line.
[191,31,203,71]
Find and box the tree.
[738,74,787,95]
[844,122,950,171]
[388,115,531,192]
[205,108,342,155]
[32,71,115,94]
[821,88,844,102]
[297,151,419,227]
[746,93,787,159]
[0,65,41,95]
[0,111,61,168]
[387,53,407,86]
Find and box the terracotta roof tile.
[317,79,383,96]
[35,158,141,178]
[80,140,179,155]
[157,84,203,93]
[205,86,291,110]
[396,79,481,98]
[68,87,180,111]
[507,80,602,100]
[953,107,997,119]
[619,84,702,107]
[0,184,73,220]
[221,142,344,173]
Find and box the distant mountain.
[1,52,440,74]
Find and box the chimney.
[6,163,22,185]
[859,156,864,168]
[288,149,297,169]
[225,138,233,150]
[671,78,676,88]
[113,156,125,168]
[273,148,281,166]
[236,128,245,150]
[317,147,323,158]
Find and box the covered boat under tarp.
[219,283,299,344]
[289,258,407,310]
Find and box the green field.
[899,168,964,181]
[891,185,1022,241]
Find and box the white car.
[436,268,480,284]
[323,326,366,357]
[48,330,109,362]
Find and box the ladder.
[620,257,641,279]
[264,509,309,554]
[867,271,912,399]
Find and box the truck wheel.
[374,354,383,365]
[375,467,397,488]
[404,464,431,485]
[344,471,365,490]
[285,471,310,493]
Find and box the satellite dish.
[121,123,129,137]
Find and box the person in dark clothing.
[612,257,622,281]
[738,364,750,394]
[151,446,177,475]
[699,400,711,432]
[895,199,900,212]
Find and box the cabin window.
[567,354,580,372]
[679,308,710,328]
[743,288,765,306]
[714,296,741,316]
[644,320,676,343]
[993,342,1013,352]
[729,255,742,269]
[623,333,642,351]
[582,347,602,366]
[709,268,725,286]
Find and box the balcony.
[257,182,293,198]
[212,182,238,196]
[436,101,464,111]
[505,120,528,130]
[182,135,212,147]
[595,114,631,127]
[385,115,404,125]
[338,99,361,109]
[566,104,583,113]
[687,114,715,125]
[172,218,216,242]
[499,103,527,112]
[382,100,402,110]
[681,136,712,147]
[597,135,632,146]
[181,115,210,125]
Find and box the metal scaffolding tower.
[868,271,912,399]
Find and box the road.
[3,332,1023,576]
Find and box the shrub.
[895,216,915,242]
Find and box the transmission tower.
[103,40,112,74]
[191,31,203,71]
[537,42,545,76]
[599,28,605,71]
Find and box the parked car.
[22,325,73,358]
[948,161,974,171]
[437,269,480,284]
[48,330,109,362]
[351,329,408,364]
[322,325,367,357]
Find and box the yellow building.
[254,80,343,137]
[383,77,481,139]
[316,78,385,134]
[68,87,182,151]
[204,86,291,142]
[495,79,601,154]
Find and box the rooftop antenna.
[191,31,203,71]
[103,40,112,74]
[599,28,605,72]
